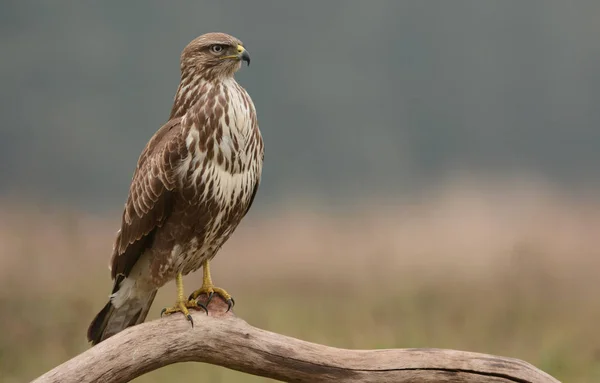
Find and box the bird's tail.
[87,282,157,346]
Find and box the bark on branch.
[32,297,560,383]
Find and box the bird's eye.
[210,45,224,54]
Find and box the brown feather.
[110,118,184,280]
[90,32,264,346]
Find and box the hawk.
[87,32,264,345]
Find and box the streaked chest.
[184,80,257,165]
[179,79,262,205]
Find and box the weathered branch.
[33,297,560,383]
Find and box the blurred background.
[1,1,599,382]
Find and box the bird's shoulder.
[135,117,185,171]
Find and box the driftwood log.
[32,297,560,383]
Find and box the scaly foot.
[160,299,207,327]
[188,260,235,312]
[189,285,235,312]
[160,272,208,327]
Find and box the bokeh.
[1,1,599,382]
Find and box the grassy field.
[1,184,599,382]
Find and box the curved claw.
[161,301,200,325]
[206,291,215,305]
[226,297,235,313]
[194,300,209,315]
[187,286,235,313]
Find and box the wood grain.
[32,297,560,383]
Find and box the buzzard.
[87,32,264,345]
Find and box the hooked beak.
[237,45,251,66]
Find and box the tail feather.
[87,288,157,345]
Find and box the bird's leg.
[161,273,208,325]
[189,260,235,312]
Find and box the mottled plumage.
[88,33,263,345]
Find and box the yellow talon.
[161,273,208,325]
[161,300,191,318]
[189,260,235,312]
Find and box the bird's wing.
[109,117,187,281]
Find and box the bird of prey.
[87,32,264,345]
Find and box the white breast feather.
[179,80,256,209]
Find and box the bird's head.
[180,32,250,80]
